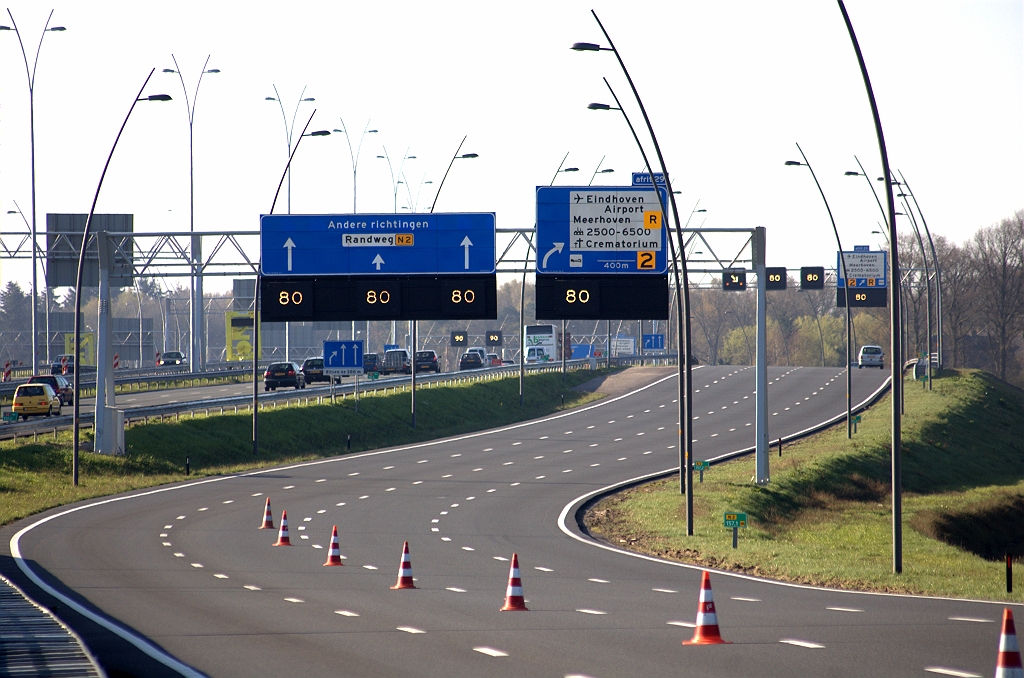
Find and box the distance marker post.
[694,460,709,483]
[724,512,747,549]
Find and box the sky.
[0,0,1021,295]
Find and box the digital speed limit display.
[260,274,496,321]
[262,279,315,320]
[764,267,787,290]
[837,287,887,308]
[535,274,668,320]
[800,266,825,290]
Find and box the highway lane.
[9,365,1011,678]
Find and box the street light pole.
[898,202,933,389]
[898,171,942,371]
[72,70,171,486]
[333,118,377,213]
[785,143,853,438]
[429,136,478,213]
[2,10,66,371]
[163,56,219,373]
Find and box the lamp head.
[562,167,579,172]
[302,97,315,102]
[49,26,66,31]
[599,168,614,173]
[843,171,860,176]
[587,102,612,110]
[571,42,601,51]
[205,68,221,74]
[784,160,803,166]
[460,153,479,159]
[162,68,178,73]
[143,94,173,102]
[306,130,331,137]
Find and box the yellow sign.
[637,251,656,270]
[643,211,662,228]
[225,311,259,361]
[395,233,414,246]
[64,332,96,366]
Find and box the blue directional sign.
[324,340,363,376]
[642,333,665,350]
[836,250,887,288]
[260,213,496,276]
[536,186,669,275]
[632,172,666,186]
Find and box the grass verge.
[0,368,607,527]
[585,369,1024,600]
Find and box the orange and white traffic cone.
[323,526,344,566]
[273,510,291,546]
[996,608,1024,678]
[683,571,730,645]
[500,553,528,611]
[258,497,274,529]
[390,541,416,589]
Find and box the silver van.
[858,345,884,369]
[382,349,411,375]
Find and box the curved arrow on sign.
[542,242,564,269]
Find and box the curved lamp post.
[588,156,614,186]
[376,147,416,213]
[429,136,478,213]
[2,11,66,370]
[72,71,171,486]
[332,119,377,212]
[897,202,933,389]
[897,171,942,370]
[785,144,854,438]
[162,56,219,372]
[836,0,902,574]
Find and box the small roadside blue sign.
[324,340,363,375]
[632,172,666,186]
[536,186,669,275]
[642,333,665,350]
[260,213,496,276]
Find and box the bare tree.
[969,213,1024,380]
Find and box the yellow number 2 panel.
[637,251,656,270]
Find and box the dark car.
[414,350,440,373]
[158,351,187,367]
[49,354,75,375]
[263,361,305,391]
[363,353,379,374]
[459,352,483,371]
[301,357,330,383]
[27,374,74,405]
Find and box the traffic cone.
[500,553,528,611]
[390,541,416,589]
[273,510,291,546]
[996,608,1024,678]
[683,571,730,645]
[323,526,344,566]
[258,497,274,529]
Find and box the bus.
[523,324,571,363]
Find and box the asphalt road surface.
[7,365,1013,678]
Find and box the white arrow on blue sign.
[324,340,364,376]
[260,213,496,276]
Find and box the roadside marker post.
[724,513,747,549]
[694,460,709,483]
[853,415,862,434]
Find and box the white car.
[858,345,884,369]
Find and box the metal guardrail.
[0,360,600,442]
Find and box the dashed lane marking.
[316,478,326,483]
[348,473,359,477]
[472,468,483,472]
[214,574,228,579]
[462,547,474,551]
[779,639,824,649]
[731,597,760,602]
[198,508,208,512]
[386,488,396,492]
[589,444,599,448]
[827,607,863,612]
[440,511,448,515]
[577,609,607,615]
[535,566,553,572]
[244,585,261,591]
[162,542,171,547]
[588,578,609,583]
[446,587,466,593]
[418,460,429,464]
[336,502,346,506]
[359,495,369,499]
[442,474,453,478]
[614,438,623,442]
[473,647,508,657]
[176,516,186,520]
[536,476,546,479]
[383,466,395,470]
[590,463,601,467]
[562,469,573,473]
[335,610,359,617]
[251,493,263,497]
[510,482,520,486]
[948,617,994,623]
[487,488,496,492]
[441,537,451,542]
[362,565,378,570]
[173,553,185,558]
[398,627,425,634]
[451,503,460,508]
[534,455,545,459]
[303,517,312,522]
[191,563,203,568]
[317,509,327,514]
[284,485,296,489]
[431,528,440,532]
[493,556,509,561]
[159,533,167,537]
[652,588,676,593]
[617,457,627,461]
[466,496,476,501]
[413,481,423,485]
[924,668,981,677]
[539,436,549,439]
[513,442,522,446]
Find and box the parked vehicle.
[382,349,411,375]
[486,353,502,367]
[363,353,379,374]
[263,361,305,390]
[158,351,187,367]
[858,345,884,369]
[459,352,484,371]
[12,383,61,420]
[301,357,330,383]
[27,374,73,405]
[414,350,440,373]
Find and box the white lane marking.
[251,493,263,497]
[827,606,863,612]
[359,495,369,499]
[539,436,549,439]
[536,476,546,479]
[386,488,396,492]
[418,460,429,464]
[535,567,553,572]
[383,466,395,470]
[503,462,514,465]
[659,405,665,408]
[455,452,466,456]
[441,537,451,541]
[312,545,323,549]
[614,438,623,442]
[564,431,573,434]
[431,528,440,532]
[284,485,296,489]
[924,668,981,677]
[652,588,677,593]
[164,525,173,529]
[462,546,474,551]
[636,432,645,436]
[534,455,545,459]
[627,415,634,419]
[244,585,261,591]
[451,503,460,508]
[644,451,653,455]
[473,647,508,657]
[588,578,609,583]
[442,474,453,478]
[284,597,304,603]
[472,468,483,472]
[173,553,185,558]
[617,457,627,461]
[711,434,719,438]
[300,536,309,540]
[317,509,326,514]
[348,473,359,477]
[336,502,346,506]
[645,409,651,412]
[432,519,440,523]
[446,587,466,593]
[510,482,520,486]
[512,442,522,446]
[397,626,425,634]
[316,478,326,483]
[590,463,600,467]
[214,574,228,579]
[493,556,509,561]
[745,422,752,426]
[487,489,497,492]
[779,639,824,649]
[198,508,208,512]
[948,617,994,623]
[589,444,599,448]
[466,496,476,501]
[731,597,760,602]
[297,526,306,531]
[566,674,598,678]
[335,610,359,617]
[160,533,168,537]
[162,542,172,547]
[191,563,204,568]
[562,469,573,473]
[176,516,186,520]
[587,425,595,429]
[413,481,423,485]
[576,609,607,615]
[303,517,312,522]
[362,565,378,570]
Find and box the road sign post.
[694,460,709,483]
[724,512,747,548]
